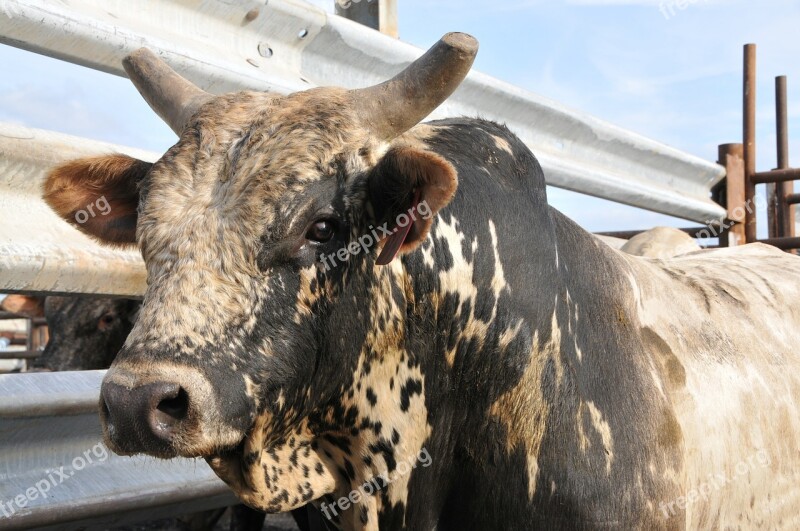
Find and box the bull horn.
[352,32,478,140]
[122,48,213,135]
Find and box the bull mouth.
[98,364,337,511]
[203,415,278,508]
[204,416,338,513]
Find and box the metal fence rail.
[0,123,150,296]
[0,0,726,223]
[0,371,237,530]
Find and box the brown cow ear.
[43,154,151,246]
[368,146,457,265]
[0,295,45,318]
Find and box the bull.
[620,226,701,259]
[42,33,800,530]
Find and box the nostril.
[101,394,111,419]
[101,379,190,452]
[150,385,189,438]
[100,396,116,438]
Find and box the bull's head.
[43,34,477,517]
[38,296,140,371]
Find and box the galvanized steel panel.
[0,123,149,296]
[0,371,237,530]
[0,0,726,222]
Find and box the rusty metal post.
[743,44,758,243]
[335,0,398,38]
[26,318,48,370]
[776,75,795,238]
[24,317,35,370]
[752,168,800,183]
[718,143,746,246]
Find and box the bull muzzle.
[101,379,188,455]
[98,362,250,458]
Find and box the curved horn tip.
[121,48,161,75]
[120,47,213,136]
[440,32,479,55]
[123,47,155,63]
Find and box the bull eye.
[98,314,116,331]
[306,219,337,243]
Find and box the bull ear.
[0,295,45,318]
[43,155,151,246]
[368,146,457,265]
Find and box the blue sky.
[1,0,798,233]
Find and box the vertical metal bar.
[335,0,397,37]
[335,0,379,32]
[776,75,795,237]
[718,143,746,246]
[743,44,758,243]
[767,181,779,238]
[379,0,398,38]
[24,316,34,370]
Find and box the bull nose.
[101,380,189,453]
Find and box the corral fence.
[0,0,786,528]
[600,44,799,251]
[0,309,46,362]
